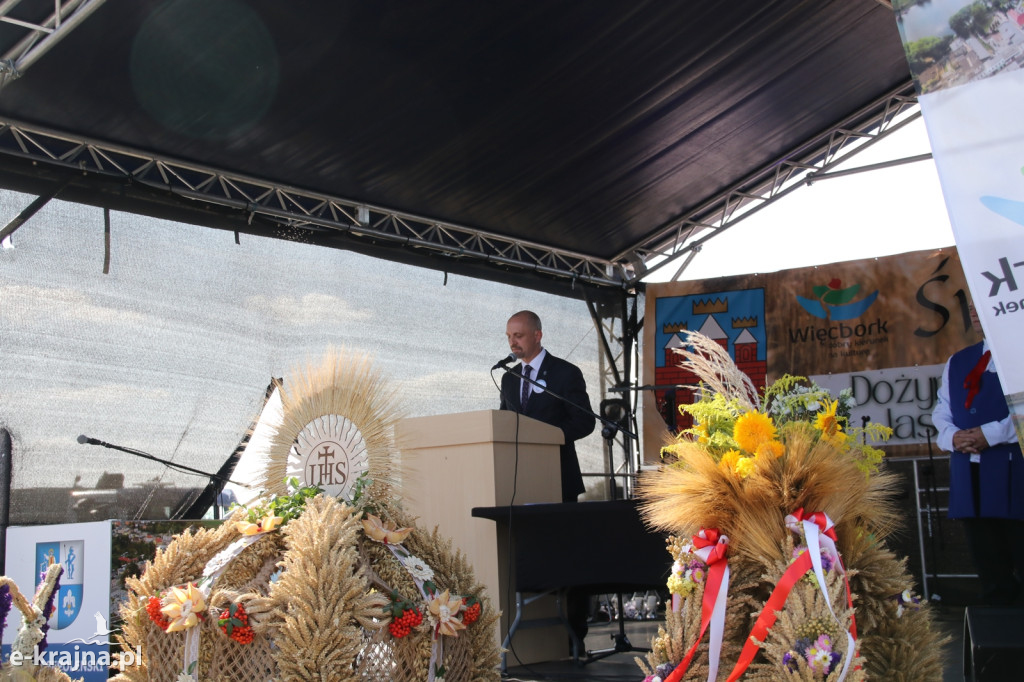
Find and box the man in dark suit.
[499,310,596,503]
[499,310,597,650]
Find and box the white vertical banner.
[918,71,1024,445]
[895,2,1024,447]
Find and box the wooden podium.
[395,409,567,665]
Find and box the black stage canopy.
[0,0,913,297]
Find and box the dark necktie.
[521,365,532,409]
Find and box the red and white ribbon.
[784,510,841,620]
[665,529,729,682]
[785,509,856,681]
[788,509,856,681]
[726,510,857,681]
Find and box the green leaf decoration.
[811,282,860,304]
[243,477,324,525]
[821,283,860,304]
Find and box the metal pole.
[912,459,929,599]
[621,293,636,497]
[0,427,12,572]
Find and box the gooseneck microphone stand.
[76,435,253,489]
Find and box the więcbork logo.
[796,278,879,321]
[36,540,84,629]
[789,277,888,358]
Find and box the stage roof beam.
[0,86,919,292]
[625,84,920,285]
[0,0,107,89]
[0,116,630,290]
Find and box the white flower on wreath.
[176,673,195,682]
[401,554,435,582]
[13,610,46,659]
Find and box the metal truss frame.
[0,81,919,293]
[623,82,921,286]
[0,0,107,89]
[585,292,642,499]
[0,117,627,289]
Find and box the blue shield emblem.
[35,540,85,629]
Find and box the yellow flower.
[694,423,710,444]
[236,521,260,535]
[719,449,741,475]
[733,411,777,454]
[815,400,842,440]
[666,573,686,595]
[361,513,413,544]
[734,456,757,478]
[756,440,785,459]
[160,583,206,632]
[427,589,467,637]
[236,514,285,536]
[261,515,284,532]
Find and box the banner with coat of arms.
[643,248,976,461]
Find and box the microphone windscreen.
[76,434,88,444]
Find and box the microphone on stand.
[77,434,252,488]
[491,353,517,370]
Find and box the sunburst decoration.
[253,347,404,503]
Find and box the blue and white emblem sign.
[35,540,85,629]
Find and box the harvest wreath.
[636,331,947,681]
[112,349,501,682]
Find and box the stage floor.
[504,605,966,681]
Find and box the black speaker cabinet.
[963,607,1024,681]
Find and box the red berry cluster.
[218,602,255,645]
[388,607,423,638]
[462,600,481,626]
[145,596,171,631]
